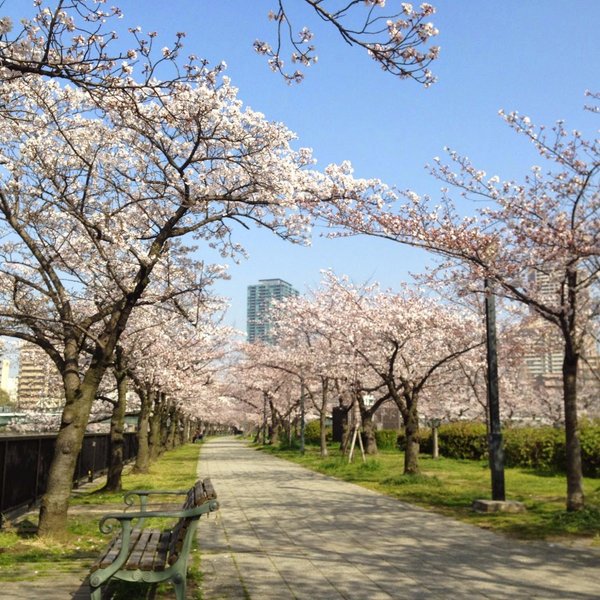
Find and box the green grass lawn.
[260,443,600,544]
[0,442,204,598]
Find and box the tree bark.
[319,379,329,457]
[103,351,128,492]
[165,405,177,450]
[268,399,279,445]
[404,399,420,475]
[362,412,378,455]
[148,392,167,462]
[563,349,584,511]
[133,387,152,474]
[38,365,103,537]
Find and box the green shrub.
[418,428,433,454]
[438,422,488,460]
[436,422,600,476]
[304,419,331,445]
[375,429,399,450]
[503,427,564,472]
[580,425,600,477]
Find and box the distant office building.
[17,343,62,409]
[522,322,563,376]
[247,279,299,343]
[1,358,17,402]
[1,359,10,391]
[523,269,596,376]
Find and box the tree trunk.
[179,414,188,446]
[150,392,169,459]
[362,412,378,455]
[563,349,584,511]
[160,403,171,452]
[340,411,350,455]
[319,406,329,458]
[133,388,152,474]
[166,406,177,450]
[268,400,279,445]
[319,380,329,458]
[38,365,103,537]
[103,353,128,492]
[404,400,420,475]
[432,424,439,459]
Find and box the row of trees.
[229,271,598,476]
[0,0,596,536]
[0,0,441,537]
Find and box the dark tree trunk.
[563,349,584,511]
[179,415,191,446]
[38,361,105,537]
[319,379,329,457]
[149,392,167,460]
[403,398,420,475]
[362,412,378,455]
[160,402,171,452]
[340,409,350,455]
[133,387,152,474]
[103,349,128,492]
[166,405,177,450]
[268,400,279,445]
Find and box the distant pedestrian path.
[199,437,600,600]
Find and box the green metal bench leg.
[90,584,102,600]
[172,573,186,600]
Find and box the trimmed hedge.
[374,429,398,450]
[438,422,488,460]
[503,427,565,472]
[304,419,331,445]
[392,421,600,476]
[580,426,600,477]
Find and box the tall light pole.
[485,277,505,501]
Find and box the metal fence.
[0,432,138,519]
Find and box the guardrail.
[0,432,138,522]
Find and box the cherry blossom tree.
[320,274,481,473]
[255,1,439,85]
[0,1,439,88]
[323,95,599,509]
[0,66,392,535]
[262,271,481,470]
[0,0,441,537]
[268,280,387,455]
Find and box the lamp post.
[484,277,505,501]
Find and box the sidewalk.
[199,437,600,600]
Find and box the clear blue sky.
[14,1,600,330]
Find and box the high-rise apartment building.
[247,279,299,343]
[0,358,17,403]
[17,343,61,409]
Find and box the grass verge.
[259,443,600,545]
[0,441,205,598]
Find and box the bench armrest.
[123,489,189,511]
[99,500,219,534]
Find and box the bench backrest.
[168,478,216,564]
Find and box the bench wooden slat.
[94,528,142,570]
[139,529,162,570]
[126,528,153,569]
[153,530,172,571]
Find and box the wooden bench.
[89,478,218,600]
